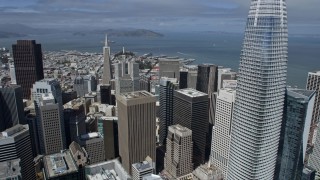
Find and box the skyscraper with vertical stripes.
[227,0,288,179]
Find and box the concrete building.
[77,132,105,164]
[217,68,237,92]
[276,89,315,180]
[38,93,64,154]
[0,159,21,179]
[132,157,155,180]
[102,34,112,84]
[69,141,88,179]
[32,78,66,148]
[227,0,288,178]
[140,74,152,92]
[306,71,320,145]
[74,75,87,97]
[83,74,97,92]
[98,116,119,160]
[117,91,156,174]
[0,85,25,131]
[115,61,140,95]
[43,150,79,179]
[158,59,180,80]
[159,77,178,145]
[0,125,36,180]
[192,163,224,180]
[12,40,44,99]
[173,88,208,167]
[85,159,131,180]
[8,60,17,85]
[187,68,198,89]
[164,125,193,179]
[210,88,235,179]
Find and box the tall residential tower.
[227,0,288,179]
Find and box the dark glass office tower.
[12,40,44,99]
[100,84,111,105]
[228,0,288,179]
[196,64,218,94]
[159,77,178,146]
[179,71,188,89]
[0,85,25,131]
[173,88,208,168]
[276,89,315,180]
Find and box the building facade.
[159,77,178,145]
[0,85,25,130]
[164,124,193,179]
[210,88,236,179]
[12,40,44,99]
[173,88,208,168]
[306,71,320,145]
[277,89,315,180]
[227,0,288,179]
[117,91,156,174]
[77,132,105,164]
[32,78,66,148]
[0,125,36,180]
[38,93,64,154]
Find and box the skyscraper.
[164,124,193,179]
[117,91,156,174]
[0,85,25,130]
[0,125,36,180]
[277,89,315,180]
[12,40,44,99]
[102,34,112,84]
[173,88,208,167]
[158,59,180,80]
[159,77,178,145]
[32,78,66,148]
[77,132,105,164]
[38,93,64,154]
[210,88,236,179]
[196,64,218,94]
[306,71,320,145]
[100,84,112,104]
[227,0,288,179]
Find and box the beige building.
[117,91,157,175]
[38,93,64,155]
[77,132,105,164]
[164,124,193,179]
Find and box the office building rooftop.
[85,159,131,180]
[43,150,78,179]
[176,88,207,98]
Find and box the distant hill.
[74,29,164,38]
[0,23,60,38]
[0,31,26,38]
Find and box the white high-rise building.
[210,88,235,179]
[227,0,288,179]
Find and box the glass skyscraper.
[227,0,288,179]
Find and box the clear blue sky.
[0,0,319,34]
